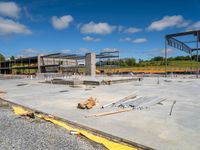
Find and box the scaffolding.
[165,30,200,78]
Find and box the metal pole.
[190,51,193,74]
[14,59,16,75]
[165,38,168,77]
[28,58,30,75]
[169,100,176,116]
[4,61,6,74]
[118,51,120,70]
[0,60,1,74]
[196,31,199,78]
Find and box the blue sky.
[0,0,200,60]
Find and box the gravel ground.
[0,102,106,150]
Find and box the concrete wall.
[37,56,77,73]
[85,53,96,76]
[38,58,76,66]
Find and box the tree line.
[103,55,200,67]
[0,53,199,67]
[0,53,15,62]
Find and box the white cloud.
[82,36,101,42]
[0,2,20,19]
[147,15,190,31]
[143,48,173,57]
[117,25,125,32]
[125,27,142,33]
[51,15,73,30]
[119,37,132,42]
[101,48,119,52]
[161,48,173,54]
[132,38,147,43]
[0,17,31,35]
[61,49,71,53]
[78,48,90,53]
[187,21,200,31]
[61,48,90,54]
[18,48,51,57]
[80,21,115,35]
[120,37,147,43]
[19,48,39,57]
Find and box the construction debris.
[0,90,6,96]
[85,108,133,118]
[101,93,137,108]
[169,100,176,116]
[85,96,166,118]
[0,91,5,94]
[70,130,80,135]
[101,80,112,85]
[21,112,35,119]
[77,97,96,109]
[117,96,166,109]
[40,114,55,120]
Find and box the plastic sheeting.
[12,106,137,150]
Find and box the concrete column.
[37,55,41,73]
[85,53,96,76]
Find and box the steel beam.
[166,37,192,54]
[166,30,200,39]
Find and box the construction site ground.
[0,76,200,150]
[0,101,106,150]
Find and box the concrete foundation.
[0,76,200,150]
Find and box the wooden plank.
[85,108,133,118]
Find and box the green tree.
[174,56,190,61]
[0,53,5,62]
[10,56,15,61]
[126,58,136,66]
[150,56,164,61]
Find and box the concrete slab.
[0,77,200,150]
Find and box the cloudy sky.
[0,0,200,59]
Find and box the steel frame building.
[0,51,119,75]
[165,30,200,78]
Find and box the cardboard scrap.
[77,97,96,109]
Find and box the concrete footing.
[46,77,142,85]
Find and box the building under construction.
[165,30,200,77]
[0,51,119,75]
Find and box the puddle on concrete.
[85,88,92,91]
[16,83,28,86]
[59,90,69,93]
[69,85,83,88]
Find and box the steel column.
[165,38,168,77]
[196,32,199,78]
